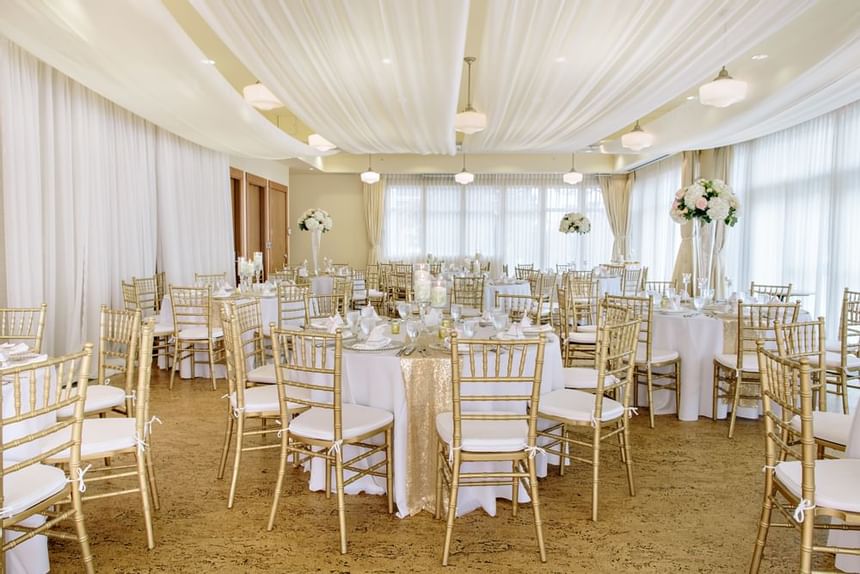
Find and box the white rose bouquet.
[670,179,740,226]
[559,212,591,235]
[298,208,334,233]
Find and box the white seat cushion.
[289,404,392,441]
[177,326,223,340]
[538,389,624,422]
[247,363,276,384]
[715,352,759,372]
[810,351,860,370]
[567,331,597,344]
[578,325,598,333]
[825,340,842,353]
[1,464,67,518]
[154,323,174,337]
[636,344,679,365]
[231,386,279,414]
[790,412,852,447]
[775,459,860,513]
[368,289,385,299]
[562,367,617,389]
[58,384,127,418]
[44,418,138,461]
[435,411,528,453]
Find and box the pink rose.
[675,189,684,199]
[672,199,679,209]
[695,197,708,210]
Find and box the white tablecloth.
[483,280,530,312]
[596,276,622,296]
[304,326,565,518]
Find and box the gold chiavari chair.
[267,328,394,553]
[269,269,294,284]
[435,333,547,565]
[58,306,140,419]
[562,269,594,285]
[452,276,484,310]
[515,264,534,280]
[393,263,413,275]
[559,301,632,390]
[621,266,644,296]
[0,345,95,573]
[775,318,850,457]
[429,262,443,275]
[606,294,681,429]
[195,272,228,288]
[749,346,860,574]
[45,320,161,549]
[494,292,540,323]
[217,304,307,508]
[332,276,353,314]
[827,288,860,352]
[0,303,47,353]
[750,281,793,301]
[155,271,166,311]
[121,281,138,311]
[480,261,491,273]
[556,264,571,273]
[306,293,348,324]
[643,280,674,295]
[132,277,173,364]
[277,284,308,330]
[350,270,368,308]
[168,285,224,391]
[822,299,860,415]
[386,272,413,316]
[537,316,640,521]
[557,286,597,367]
[603,263,624,277]
[713,301,800,438]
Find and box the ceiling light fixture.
[621,120,654,152]
[454,154,474,185]
[562,153,583,185]
[686,95,697,101]
[751,53,769,60]
[699,66,748,108]
[454,57,487,135]
[200,58,216,65]
[360,154,380,184]
[308,134,337,152]
[243,81,282,110]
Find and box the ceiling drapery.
[0,0,320,159]
[190,0,469,155]
[464,0,814,153]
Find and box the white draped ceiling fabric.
[191,0,468,155]
[0,40,233,355]
[464,0,814,153]
[0,0,321,159]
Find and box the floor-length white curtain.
[155,130,233,285]
[628,154,682,281]
[381,174,613,271]
[0,39,232,354]
[725,99,860,335]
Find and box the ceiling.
[2,0,859,174]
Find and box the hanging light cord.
[464,57,476,112]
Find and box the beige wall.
[229,156,290,185]
[289,173,368,269]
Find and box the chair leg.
[674,360,682,419]
[591,424,601,521]
[335,449,347,554]
[840,373,850,415]
[646,367,655,429]
[622,419,635,497]
[227,415,245,509]
[434,439,444,520]
[799,498,815,574]
[71,480,95,574]
[728,373,741,439]
[325,458,332,499]
[712,365,720,421]
[208,341,217,391]
[441,452,461,566]
[217,411,234,480]
[749,482,774,573]
[511,460,519,517]
[385,428,394,515]
[136,451,156,549]
[144,447,160,511]
[169,343,181,390]
[559,425,567,477]
[526,457,547,563]
[267,431,290,531]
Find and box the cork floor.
[47,370,838,573]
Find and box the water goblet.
[450,303,462,323]
[346,310,360,329]
[397,302,410,320]
[491,310,508,333]
[405,319,421,344]
[463,319,478,338]
[692,296,705,311]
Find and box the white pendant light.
[360,154,380,184]
[454,154,474,185]
[454,57,487,135]
[308,133,337,152]
[621,120,654,152]
[562,153,583,185]
[698,66,748,108]
[242,81,282,110]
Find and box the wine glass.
[682,273,692,298]
[405,319,421,344]
[397,302,410,320]
[692,296,705,311]
[346,310,360,330]
[450,303,462,323]
[463,319,478,338]
[491,310,508,333]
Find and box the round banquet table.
[302,326,565,518]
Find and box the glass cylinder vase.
[692,219,717,297]
[310,228,322,276]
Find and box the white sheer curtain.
[0,40,231,354]
[381,174,613,270]
[725,99,860,335]
[629,154,682,281]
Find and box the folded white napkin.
[0,343,28,354]
[500,324,525,339]
[523,324,553,334]
[519,315,532,328]
[314,315,346,333]
[360,305,377,318]
[298,268,309,277]
[367,324,388,343]
[213,288,228,297]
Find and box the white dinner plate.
[656,308,689,315]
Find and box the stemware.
[405,319,421,344]
[692,296,705,311]
[491,310,508,333]
[346,310,360,329]
[397,302,410,320]
[463,319,478,338]
[450,303,462,323]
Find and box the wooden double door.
[230,168,289,279]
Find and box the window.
[629,154,683,280]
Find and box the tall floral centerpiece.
[298,208,333,275]
[559,212,591,268]
[670,179,740,295]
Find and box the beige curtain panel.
[598,174,633,262]
[363,176,386,266]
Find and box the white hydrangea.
[304,217,320,231]
[706,196,730,221]
[683,183,705,210]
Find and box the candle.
[413,263,432,303]
[430,280,447,308]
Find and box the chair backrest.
[750,281,793,301]
[605,294,652,360]
[735,302,801,362]
[556,264,571,273]
[621,266,643,296]
[132,276,160,317]
[155,271,167,308]
[270,269,294,284]
[591,317,640,419]
[393,263,413,275]
[232,299,266,370]
[220,307,253,414]
[121,281,139,311]
[98,305,141,413]
[133,320,156,438]
[169,286,214,339]
[515,264,534,280]
[756,345,814,502]
[429,263,443,275]
[448,333,546,452]
[365,265,381,290]
[836,288,860,340]
[838,300,860,368]
[195,272,227,288]
[563,270,594,285]
[278,284,308,328]
[557,286,588,339]
[603,264,624,277]
[0,304,48,353]
[494,293,540,323]
[271,328,343,439]
[0,344,93,509]
[332,276,353,313]
[644,281,673,295]
[774,317,826,410]
[452,276,484,309]
[306,294,347,323]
